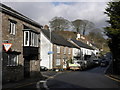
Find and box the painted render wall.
[40,31,53,69]
[81,48,93,56]
[72,48,81,58]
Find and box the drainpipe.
[49,28,51,70]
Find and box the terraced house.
[0,3,42,83]
[40,26,79,70]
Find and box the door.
[24,58,30,78]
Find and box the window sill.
[7,65,19,67]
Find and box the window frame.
[57,46,60,53]
[64,47,66,54]
[24,31,30,46]
[56,59,61,66]
[9,21,16,35]
[23,29,39,47]
[7,54,19,66]
[68,48,71,54]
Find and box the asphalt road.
[46,66,120,89]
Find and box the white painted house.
[40,29,53,69]
[69,39,95,60]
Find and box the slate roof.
[71,39,94,50]
[41,29,79,48]
[0,3,42,28]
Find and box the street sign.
[2,43,12,52]
[48,51,54,55]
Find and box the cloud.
[3,2,109,29]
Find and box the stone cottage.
[0,3,42,83]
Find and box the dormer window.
[23,29,39,47]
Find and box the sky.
[2,1,110,33]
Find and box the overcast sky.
[3,1,110,31]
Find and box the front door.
[24,58,30,78]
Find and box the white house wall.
[81,48,93,56]
[40,32,53,69]
[72,48,80,58]
[94,49,100,56]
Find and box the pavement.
[106,74,120,82]
[2,71,58,90]
[104,61,120,82]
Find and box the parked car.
[40,66,48,71]
[69,63,80,71]
[92,59,101,65]
[100,60,109,67]
[76,60,87,70]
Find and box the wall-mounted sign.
[2,43,12,52]
[48,51,54,55]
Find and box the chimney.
[76,33,81,40]
[44,25,49,30]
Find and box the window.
[9,21,16,35]
[64,47,66,54]
[30,32,38,47]
[57,46,60,53]
[23,30,38,47]
[68,48,71,54]
[30,32,34,46]
[24,31,29,46]
[7,54,18,66]
[34,33,37,47]
[56,59,61,66]
[36,35,38,47]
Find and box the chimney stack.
[76,33,81,40]
[44,25,49,30]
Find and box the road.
[5,66,119,89]
[46,66,120,89]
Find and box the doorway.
[24,58,30,78]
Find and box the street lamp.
[48,27,54,70]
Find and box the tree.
[86,32,106,49]
[72,19,95,35]
[104,1,120,74]
[49,17,75,31]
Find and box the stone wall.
[52,44,73,70]
[2,12,41,83]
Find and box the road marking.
[42,75,49,78]
[105,75,120,82]
[49,76,54,79]
[14,82,37,88]
[43,81,49,90]
[4,81,37,90]
[37,72,63,90]
[36,81,40,89]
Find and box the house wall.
[72,48,81,58]
[40,32,53,69]
[66,47,73,60]
[53,44,61,69]
[81,47,94,60]
[2,12,41,83]
[53,45,73,70]
[0,12,2,89]
[81,48,92,55]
